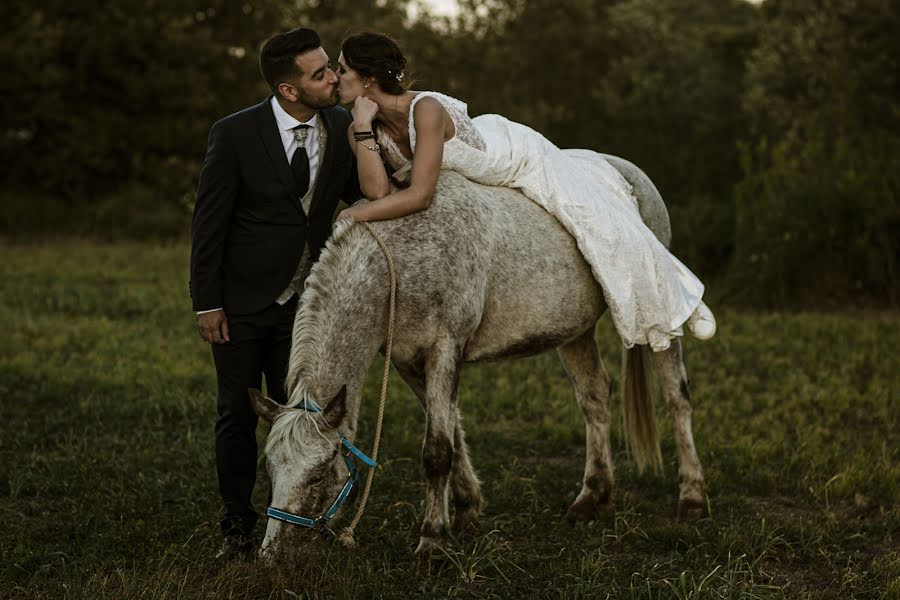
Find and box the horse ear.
[322,385,348,429]
[248,388,286,424]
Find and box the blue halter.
[265,395,377,540]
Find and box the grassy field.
[1,239,898,599]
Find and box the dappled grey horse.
[250,158,707,555]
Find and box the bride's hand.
[351,96,379,129]
[337,208,357,222]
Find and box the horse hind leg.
[396,363,482,534]
[651,339,708,519]
[558,328,615,522]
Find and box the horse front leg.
[449,408,482,532]
[652,339,708,518]
[396,363,482,533]
[416,341,461,554]
[558,328,615,521]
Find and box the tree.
[0,0,413,235]
[734,0,900,306]
[598,0,759,276]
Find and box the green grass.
[1,239,898,599]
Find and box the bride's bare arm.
[348,122,390,200]
[339,97,446,222]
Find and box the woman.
[334,31,715,352]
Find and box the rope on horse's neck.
[337,222,396,547]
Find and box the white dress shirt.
[271,96,320,186]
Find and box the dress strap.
[408,91,470,153]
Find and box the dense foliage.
[1,0,896,306]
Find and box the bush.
[0,184,192,240]
[730,130,900,307]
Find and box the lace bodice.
[376,92,486,174]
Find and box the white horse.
[250,159,707,555]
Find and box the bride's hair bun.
[341,30,410,95]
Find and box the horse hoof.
[451,508,481,534]
[565,496,613,523]
[414,536,446,556]
[677,497,708,520]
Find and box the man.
[189,28,360,560]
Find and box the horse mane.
[284,219,371,408]
[265,220,372,457]
[264,401,331,458]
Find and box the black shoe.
[216,535,255,562]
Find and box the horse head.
[248,386,352,557]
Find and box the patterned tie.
[290,124,311,197]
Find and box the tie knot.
[292,124,310,146]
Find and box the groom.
[189,28,360,560]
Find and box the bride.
[334,31,715,352]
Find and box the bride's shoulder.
[410,93,445,115]
[411,91,470,114]
[409,95,450,135]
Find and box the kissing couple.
[189,26,716,560]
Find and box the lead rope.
[336,222,396,549]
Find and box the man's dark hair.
[259,28,322,92]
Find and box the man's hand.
[197,309,230,344]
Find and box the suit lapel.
[308,108,336,217]
[255,97,306,216]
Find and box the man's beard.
[298,86,339,109]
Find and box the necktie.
[290,124,311,197]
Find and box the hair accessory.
[396,71,404,82]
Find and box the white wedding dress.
[375,91,706,352]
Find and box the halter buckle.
[313,517,335,541]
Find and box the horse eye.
[305,446,339,483]
[305,467,328,484]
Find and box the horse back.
[372,160,667,364]
[433,173,606,362]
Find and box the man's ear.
[322,385,348,429]
[248,388,287,424]
[277,82,297,102]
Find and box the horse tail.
[622,345,662,473]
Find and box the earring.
[364,83,369,88]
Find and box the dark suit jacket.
[190,98,360,315]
